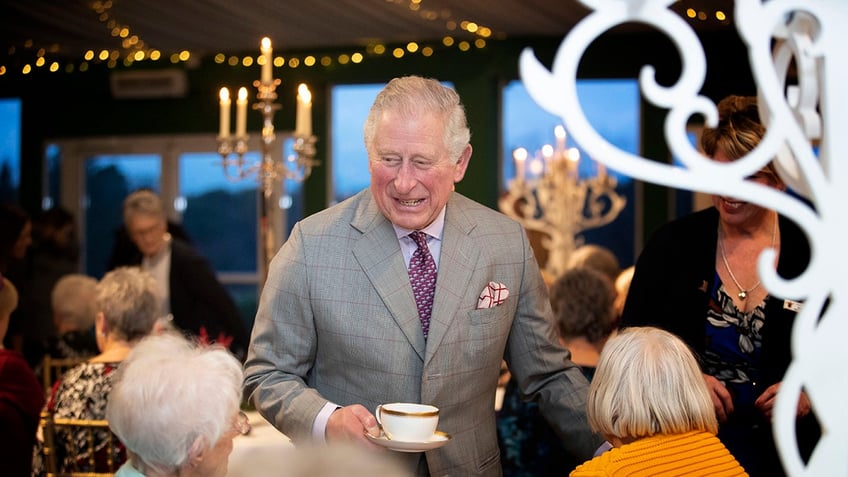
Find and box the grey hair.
[96,267,161,342]
[549,267,617,344]
[123,189,165,225]
[363,76,471,162]
[587,327,718,440]
[106,332,243,474]
[51,274,98,330]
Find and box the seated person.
[106,332,244,477]
[571,327,747,476]
[0,277,45,476]
[47,274,99,359]
[550,266,618,380]
[33,267,162,475]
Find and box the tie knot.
[409,231,429,249]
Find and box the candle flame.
[298,83,312,104]
[219,87,230,102]
[513,147,528,162]
[237,87,248,102]
[261,37,271,52]
[555,125,566,140]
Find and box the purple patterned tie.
[408,231,437,339]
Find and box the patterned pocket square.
[477,281,509,309]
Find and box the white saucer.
[365,430,452,452]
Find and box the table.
[227,411,294,476]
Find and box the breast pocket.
[465,305,513,361]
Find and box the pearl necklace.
[718,216,777,300]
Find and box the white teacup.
[375,402,439,442]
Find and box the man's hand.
[325,404,383,449]
[703,374,734,422]
[754,382,812,419]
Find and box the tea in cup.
[375,402,439,442]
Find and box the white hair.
[587,326,718,439]
[96,267,161,342]
[52,274,98,330]
[123,189,165,224]
[363,76,471,162]
[106,332,243,474]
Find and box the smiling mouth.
[399,199,423,206]
[721,197,745,208]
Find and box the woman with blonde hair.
[571,327,747,476]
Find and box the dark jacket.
[167,239,249,358]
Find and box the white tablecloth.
[227,411,294,476]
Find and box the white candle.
[295,83,312,137]
[260,37,273,84]
[541,144,554,173]
[513,147,528,182]
[567,147,580,178]
[236,87,248,137]
[555,125,566,153]
[218,87,231,138]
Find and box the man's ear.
[453,144,473,183]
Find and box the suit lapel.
[350,194,426,359]
[424,195,479,366]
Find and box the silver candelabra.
[216,37,319,279]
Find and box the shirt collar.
[392,205,446,241]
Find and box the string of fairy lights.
[0,0,730,78]
[0,0,497,78]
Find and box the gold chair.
[41,355,89,396]
[40,409,125,477]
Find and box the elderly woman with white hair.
[570,327,748,476]
[106,332,245,477]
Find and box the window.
[502,79,640,266]
[49,134,302,330]
[0,98,21,202]
[330,84,383,204]
[85,154,160,278]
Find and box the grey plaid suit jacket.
[244,190,601,476]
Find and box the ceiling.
[1,0,733,64]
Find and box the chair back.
[40,409,125,477]
[42,355,90,396]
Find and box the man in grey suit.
[244,76,602,476]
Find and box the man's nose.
[393,161,417,192]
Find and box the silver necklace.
[718,216,777,300]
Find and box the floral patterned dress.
[32,362,126,476]
[704,279,767,473]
